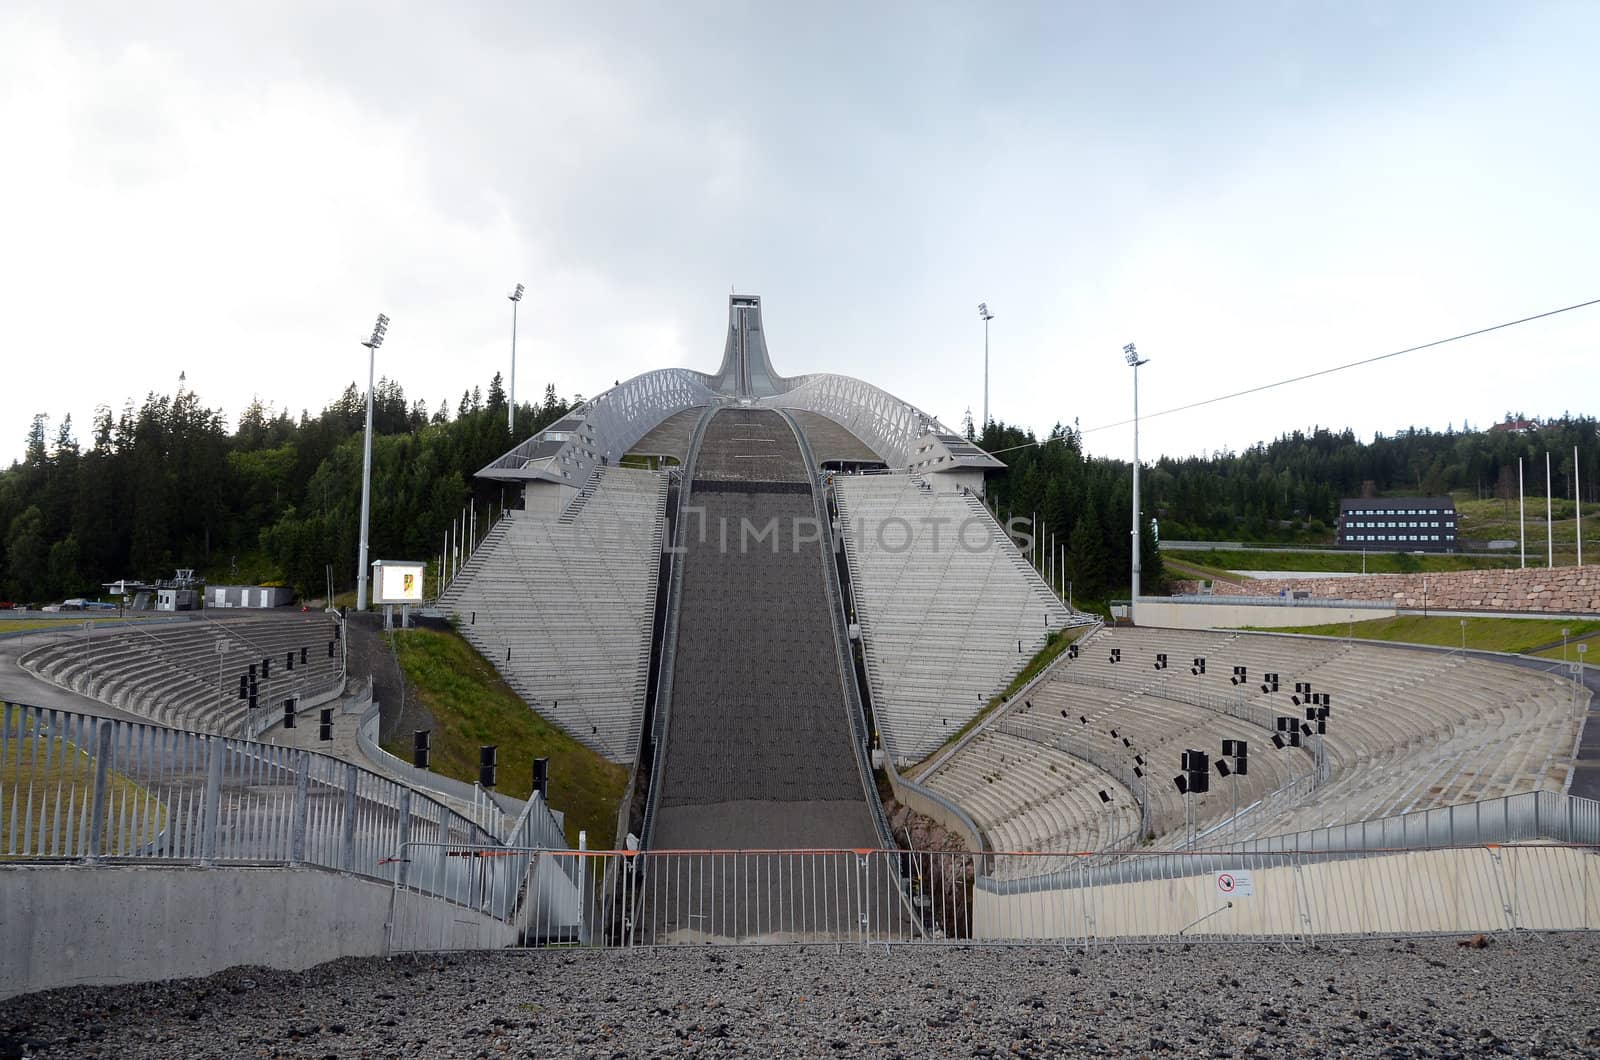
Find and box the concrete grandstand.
[438,465,667,762]
[920,625,1584,877]
[19,613,346,736]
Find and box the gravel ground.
[7,935,1600,1058]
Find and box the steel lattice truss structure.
[477,294,1001,485]
[478,368,719,485]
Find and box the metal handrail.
[638,404,719,849]
[0,699,522,908]
[982,789,1600,894]
[636,473,675,763]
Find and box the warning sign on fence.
[1214,870,1255,898]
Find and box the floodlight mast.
[356,313,389,612]
[977,302,995,432]
[1544,450,1555,569]
[1125,343,1149,625]
[508,283,525,434]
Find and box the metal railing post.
[86,720,114,860]
[341,761,360,872]
[199,738,224,864]
[290,756,310,864]
[383,840,410,958]
[394,790,413,889]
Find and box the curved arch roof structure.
[477,294,1003,485]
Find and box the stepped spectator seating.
[834,473,1076,763]
[22,615,344,736]
[921,627,1582,867]
[439,466,667,763]
[923,728,1139,879]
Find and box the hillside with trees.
[0,374,570,603]
[2,377,1593,611]
[977,413,1596,600]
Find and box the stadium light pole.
[1125,343,1149,625]
[356,313,389,612]
[1547,451,1554,569]
[978,302,994,432]
[507,283,525,435]
[1519,457,1526,568]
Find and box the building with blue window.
[1335,497,1458,552]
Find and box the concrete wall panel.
[1136,599,1397,630]
[973,847,1600,940]
[0,864,511,1000]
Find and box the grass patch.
[1528,629,1600,663]
[1178,547,1519,575]
[1237,615,1600,655]
[905,625,1090,779]
[383,628,626,848]
[1454,494,1598,555]
[1163,557,1253,585]
[2,721,167,857]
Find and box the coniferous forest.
[0,373,1593,608]
[977,415,1597,600]
[0,374,571,603]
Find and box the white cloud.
[1,1,1595,470]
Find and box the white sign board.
[1213,870,1255,898]
[372,560,426,605]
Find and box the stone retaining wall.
[1229,564,1600,613]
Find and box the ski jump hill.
[440,294,1078,852]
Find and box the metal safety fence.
[385,842,1600,953]
[0,701,565,915]
[387,845,947,953]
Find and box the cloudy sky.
[3,1,1596,467]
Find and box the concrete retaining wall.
[0,864,514,1000]
[1137,598,1396,630]
[1228,564,1600,613]
[974,845,1600,939]
[883,763,984,852]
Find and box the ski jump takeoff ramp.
[649,407,883,851]
[639,406,912,941]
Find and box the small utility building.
[1335,497,1458,552]
[208,585,294,609]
